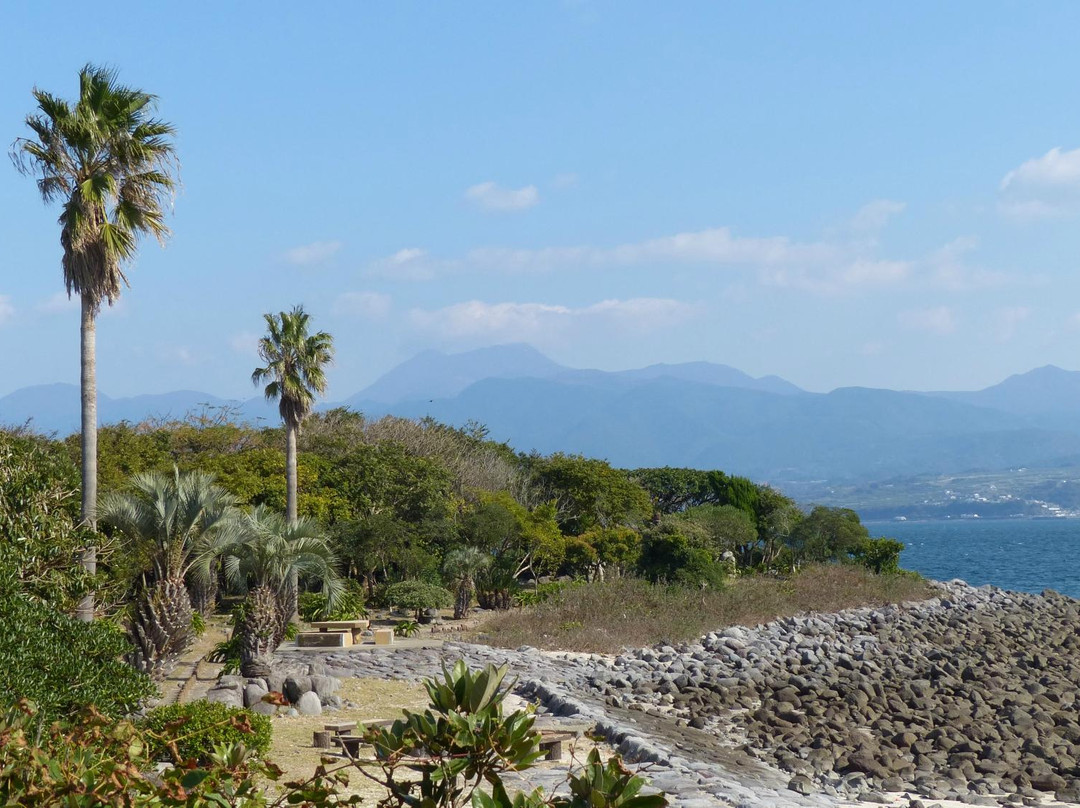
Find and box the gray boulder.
[206,686,244,709]
[244,682,269,709]
[284,675,313,704]
[296,690,323,716]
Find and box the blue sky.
[4,2,1080,398]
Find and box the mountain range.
[5,344,1080,485]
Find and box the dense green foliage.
[0,591,154,720]
[142,700,272,763]
[384,579,454,619]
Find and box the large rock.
[296,690,322,716]
[244,682,269,709]
[284,675,313,704]
[206,685,244,709]
[311,674,340,702]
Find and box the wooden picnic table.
[308,619,369,642]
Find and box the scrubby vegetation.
[477,565,932,653]
[142,700,272,763]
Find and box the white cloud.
[464,181,540,212]
[0,295,13,325]
[1000,147,1080,219]
[332,291,391,319]
[551,172,579,189]
[283,240,343,266]
[229,331,259,356]
[848,199,906,234]
[36,291,78,314]
[897,305,957,336]
[927,237,1009,291]
[760,258,910,295]
[993,306,1030,342]
[410,297,697,341]
[155,344,196,366]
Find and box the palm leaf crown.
[252,305,335,429]
[10,63,177,312]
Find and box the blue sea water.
[867,518,1080,598]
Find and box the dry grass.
[474,565,933,654]
[262,677,429,800]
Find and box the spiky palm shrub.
[98,469,241,677]
[217,505,343,671]
[238,585,282,678]
[12,66,178,621]
[128,577,194,679]
[442,546,491,620]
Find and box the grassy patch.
[474,565,932,654]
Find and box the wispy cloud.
[551,172,579,189]
[848,199,906,235]
[993,306,1030,342]
[229,331,259,356]
[464,181,540,212]
[410,297,697,342]
[332,291,391,319]
[897,305,957,336]
[999,147,1080,219]
[36,291,78,314]
[927,237,1010,291]
[0,295,13,326]
[283,240,343,266]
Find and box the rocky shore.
[274,580,1080,808]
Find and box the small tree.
[442,547,491,619]
[383,580,452,621]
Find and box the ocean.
[867,518,1080,598]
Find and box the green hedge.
[142,700,272,763]
[0,592,155,720]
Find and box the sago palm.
[442,546,491,620]
[12,64,178,621]
[98,468,240,677]
[217,505,343,676]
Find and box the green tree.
[442,546,491,619]
[531,454,651,534]
[785,506,869,569]
[680,504,758,566]
[13,64,178,620]
[251,305,335,526]
[97,469,240,677]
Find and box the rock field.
[273,580,1080,808]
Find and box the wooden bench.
[309,619,370,643]
[538,730,575,761]
[315,718,395,749]
[297,630,352,648]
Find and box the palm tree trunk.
[285,423,298,524]
[285,422,299,619]
[77,295,97,623]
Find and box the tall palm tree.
[12,65,178,621]
[442,546,491,620]
[214,505,342,676]
[98,468,240,677]
[251,306,334,526]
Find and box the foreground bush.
[142,700,272,763]
[0,591,155,720]
[477,566,931,653]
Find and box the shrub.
[383,579,452,619]
[0,591,155,720]
[0,700,349,807]
[299,578,368,622]
[849,536,905,574]
[142,700,272,763]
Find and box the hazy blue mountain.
[0,383,276,435]
[9,345,1080,486]
[930,365,1080,417]
[351,343,566,404]
[373,377,1077,482]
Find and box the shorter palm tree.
[442,546,491,620]
[215,505,342,676]
[98,468,240,677]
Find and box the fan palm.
[98,468,240,677]
[251,306,334,525]
[12,65,178,621]
[215,505,342,675]
[442,546,492,620]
